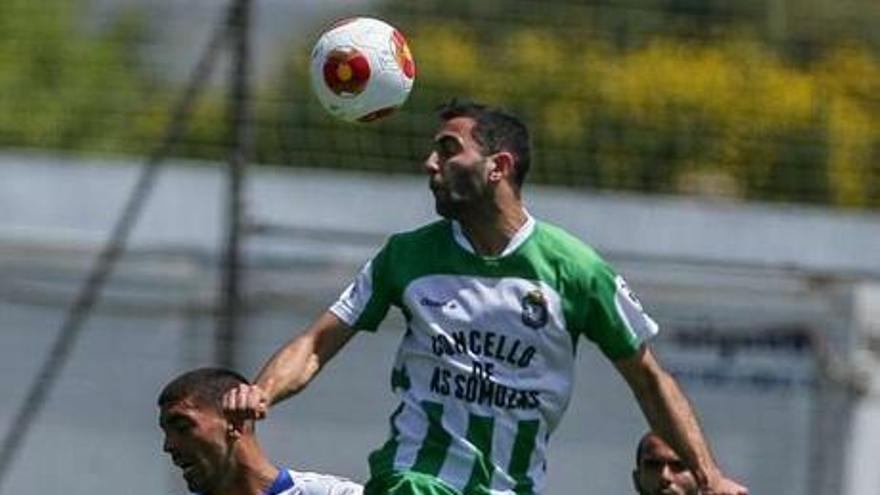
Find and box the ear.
[488,151,515,183]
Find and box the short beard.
[434,188,495,220]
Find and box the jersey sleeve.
[329,238,395,332]
[287,469,363,495]
[582,259,659,360]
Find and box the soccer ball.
[309,17,416,123]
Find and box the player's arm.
[614,345,748,495]
[223,311,356,420]
[257,310,356,403]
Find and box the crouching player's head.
[158,368,257,494]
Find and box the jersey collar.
[263,468,294,495]
[451,211,535,258]
[192,469,293,495]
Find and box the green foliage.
[0,0,167,154]
[269,19,879,207]
[1,1,877,208]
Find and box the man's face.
[423,116,496,219]
[159,397,234,494]
[633,436,699,495]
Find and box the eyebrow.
[433,133,463,147]
[159,412,191,429]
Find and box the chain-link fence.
[1,0,878,207]
[1,1,880,494]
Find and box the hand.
[222,383,270,422]
[699,476,748,495]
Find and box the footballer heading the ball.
[310,17,416,123]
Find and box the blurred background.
[0,0,879,494]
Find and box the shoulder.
[387,219,450,248]
[289,469,364,495]
[375,220,452,267]
[372,219,451,266]
[529,220,608,271]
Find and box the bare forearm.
[254,333,322,405]
[617,347,748,494]
[634,366,721,487]
[255,311,356,406]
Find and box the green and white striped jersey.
[330,215,658,495]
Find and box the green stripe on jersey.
[508,420,540,495]
[463,414,495,494]
[411,401,452,476]
[368,402,406,477]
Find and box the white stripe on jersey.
[392,399,431,470]
[330,259,374,327]
[613,275,659,343]
[435,401,475,491]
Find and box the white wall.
[1,152,878,494]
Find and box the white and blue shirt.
[192,468,362,495]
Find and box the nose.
[423,151,440,175]
[163,435,174,454]
[659,463,674,483]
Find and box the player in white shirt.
[221,100,748,495]
[159,368,362,495]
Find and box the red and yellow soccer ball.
[309,17,416,123]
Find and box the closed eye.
[434,135,462,160]
[161,415,195,435]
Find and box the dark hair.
[635,434,652,465]
[158,367,249,413]
[636,431,677,466]
[437,99,532,189]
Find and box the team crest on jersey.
[521,290,548,329]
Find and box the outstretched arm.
[614,345,748,495]
[223,310,357,420]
